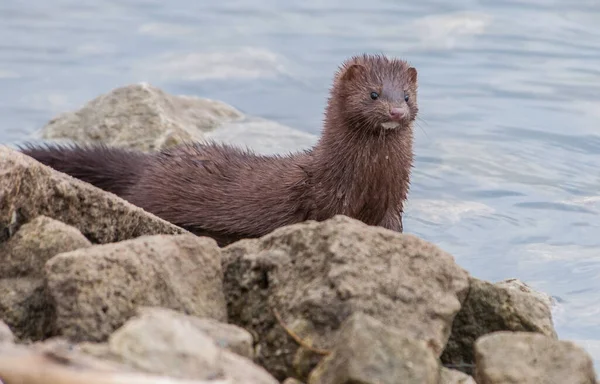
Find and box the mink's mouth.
[381,121,401,130]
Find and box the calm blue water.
[2,0,600,369]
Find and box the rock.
[0,216,91,341]
[107,306,278,383]
[0,339,223,384]
[0,215,91,278]
[44,234,227,342]
[108,308,222,379]
[35,337,136,372]
[222,215,470,381]
[219,349,279,384]
[0,278,51,341]
[35,83,245,152]
[0,145,187,244]
[495,278,555,312]
[31,83,317,156]
[441,277,557,374]
[282,379,305,384]
[0,320,15,343]
[473,331,597,384]
[133,307,254,359]
[188,317,254,360]
[205,118,317,156]
[440,367,476,384]
[307,313,440,384]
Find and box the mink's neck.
[308,102,414,224]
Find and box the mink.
[20,54,418,247]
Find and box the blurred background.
[1,0,599,369]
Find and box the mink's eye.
[404,93,409,102]
[370,92,379,100]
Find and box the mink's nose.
[389,107,406,121]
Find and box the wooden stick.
[271,307,331,356]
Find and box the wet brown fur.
[20,54,418,247]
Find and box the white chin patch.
[381,122,400,130]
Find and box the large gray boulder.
[222,215,470,380]
[33,82,317,156]
[441,277,557,374]
[36,83,245,152]
[474,331,597,384]
[45,234,227,342]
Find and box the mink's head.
[330,54,419,132]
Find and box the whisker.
[415,122,430,140]
[415,116,430,140]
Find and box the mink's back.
[21,141,313,246]
[123,142,313,245]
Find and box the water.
[2,0,600,369]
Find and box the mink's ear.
[340,63,366,82]
[407,67,418,84]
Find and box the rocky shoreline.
[0,84,596,384]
